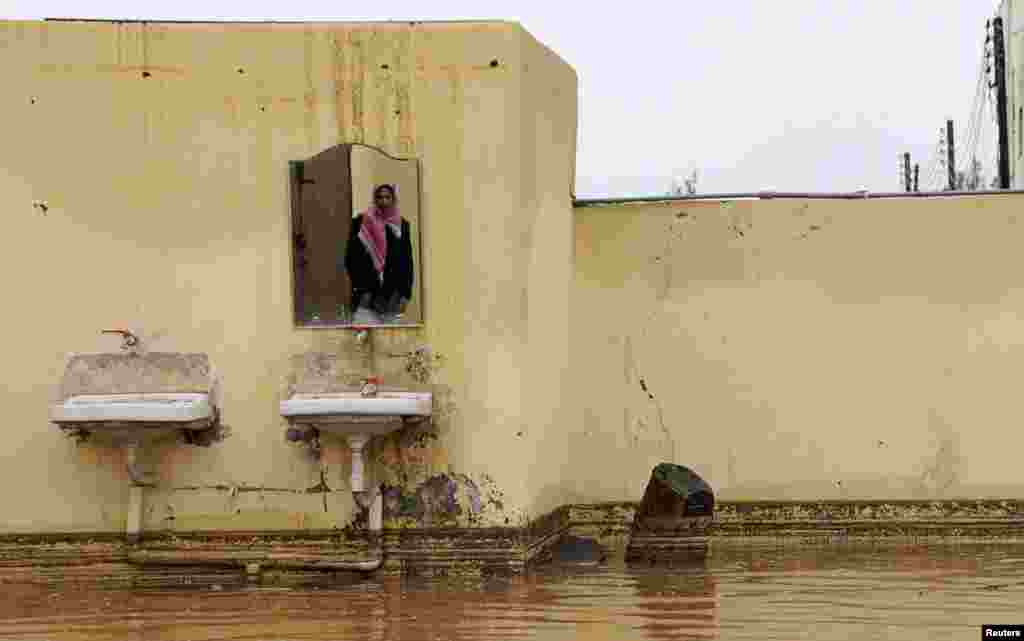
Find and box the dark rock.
[626,464,714,565]
[635,463,714,525]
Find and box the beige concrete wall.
[572,196,1024,502]
[0,19,576,533]
[518,29,581,518]
[8,18,1024,538]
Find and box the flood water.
[3,544,1023,640]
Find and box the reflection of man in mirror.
[345,184,414,325]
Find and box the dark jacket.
[344,215,414,313]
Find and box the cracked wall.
[572,196,1024,502]
[0,20,576,535]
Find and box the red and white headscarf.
[358,184,401,274]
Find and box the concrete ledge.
[563,500,1024,552]
[2,500,1024,583]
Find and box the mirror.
[289,144,423,327]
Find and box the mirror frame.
[287,143,426,329]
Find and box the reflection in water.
[2,545,1023,640]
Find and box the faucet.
[360,376,380,397]
[354,328,370,345]
[102,328,139,351]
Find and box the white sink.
[279,391,431,419]
[280,390,432,493]
[50,350,221,543]
[51,393,213,424]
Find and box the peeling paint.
[381,473,484,528]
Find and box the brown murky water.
[3,544,1023,640]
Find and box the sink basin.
[280,391,432,419]
[50,352,220,443]
[280,389,432,493]
[51,393,213,423]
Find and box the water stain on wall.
[916,408,966,498]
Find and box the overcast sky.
[2,0,1005,196]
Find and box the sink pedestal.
[347,434,370,493]
[280,390,432,534]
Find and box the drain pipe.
[286,428,383,572]
[344,434,384,572]
[342,488,384,572]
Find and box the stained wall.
[0,19,577,534]
[572,196,1024,502]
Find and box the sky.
[1,0,1006,196]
